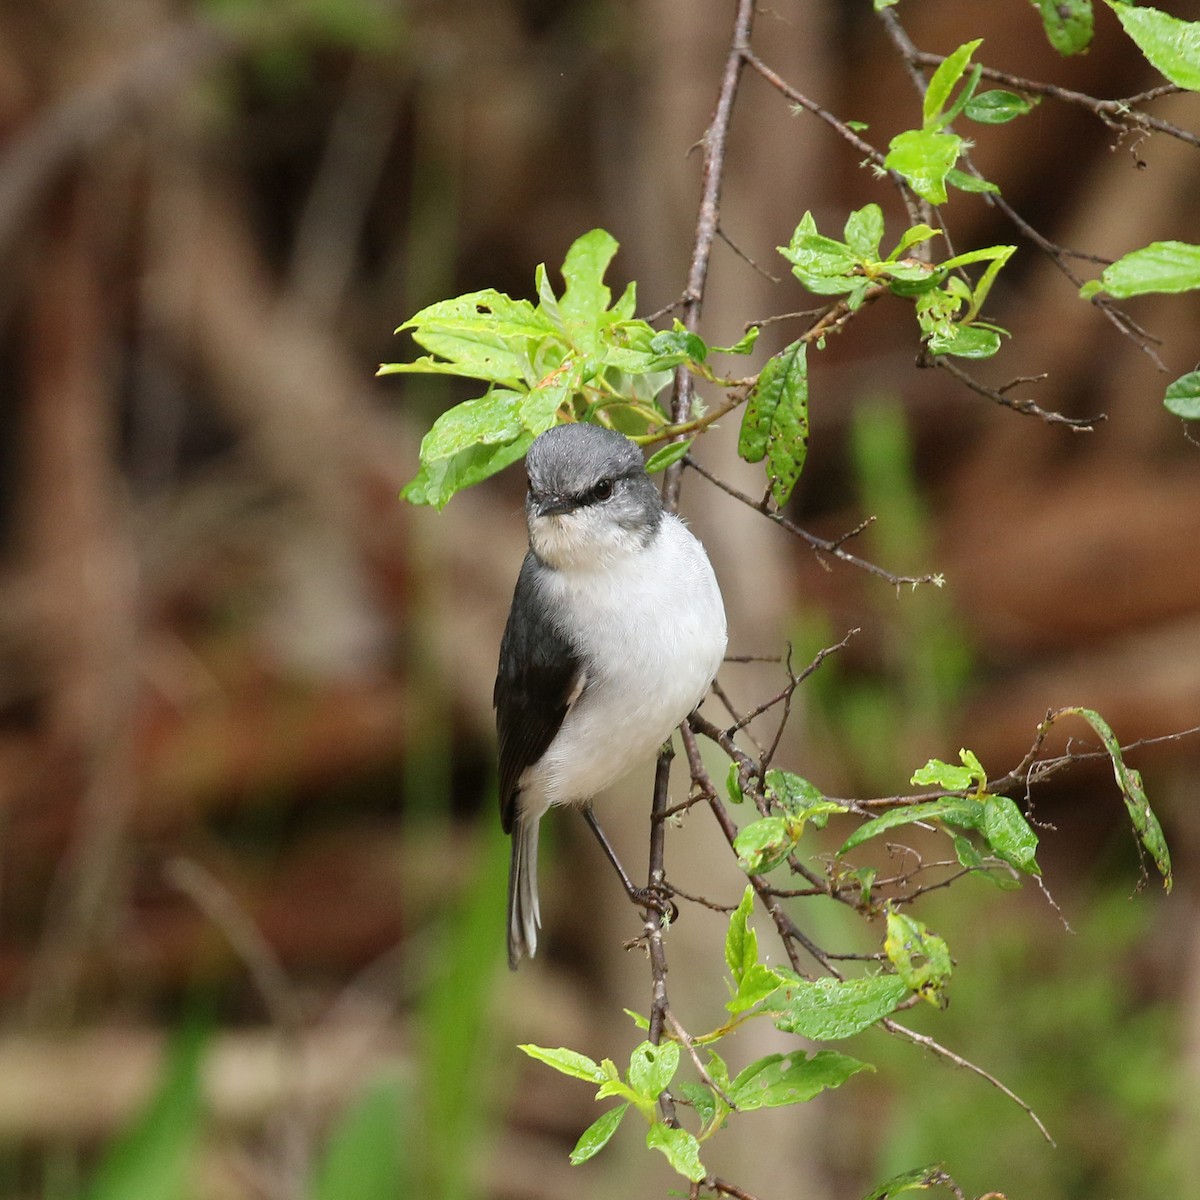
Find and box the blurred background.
[0,0,1198,1197]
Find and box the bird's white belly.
[522,515,726,809]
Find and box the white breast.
[522,514,727,811]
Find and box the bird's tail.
[508,815,541,969]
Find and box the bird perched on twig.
[495,423,727,968]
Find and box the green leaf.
[884,128,963,205]
[910,750,987,792]
[518,1044,606,1083]
[627,1041,680,1101]
[965,89,1036,124]
[1030,0,1094,56]
[861,1163,954,1199]
[945,167,1000,195]
[926,321,1003,359]
[765,769,834,817]
[778,212,861,294]
[739,340,809,506]
[726,760,745,804]
[645,1123,706,1182]
[952,834,983,870]
[311,1076,408,1200]
[559,229,619,347]
[1164,370,1200,420]
[1054,708,1173,890]
[1080,240,1200,299]
[1107,2,1200,91]
[415,389,525,462]
[981,796,1041,875]
[727,962,787,1014]
[923,40,983,127]
[570,1104,628,1165]
[886,224,941,261]
[729,1050,871,1110]
[735,815,798,874]
[838,798,985,855]
[644,438,694,474]
[884,910,952,1007]
[725,886,758,983]
[676,1081,719,1128]
[624,1007,651,1031]
[650,323,708,363]
[770,975,910,1039]
[83,1020,207,1200]
[711,326,761,355]
[401,430,534,509]
[844,204,885,260]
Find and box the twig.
[882,1017,1055,1145]
[930,356,1106,429]
[662,0,757,511]
[685,455,943,589]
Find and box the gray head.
[523,424,663,569]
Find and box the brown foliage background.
[0,0,1197,1197]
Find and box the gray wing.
[494,554,584,834]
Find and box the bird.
[494,422,727,968]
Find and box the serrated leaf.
[1030,0,1094,55]
[729,1051,870,1110]
[884,911,952,1007]
[727,962,787,1014]
[645,1123,706,1182]
[628,1041,680,1101]
[981,796,1040,874]
[518,1044,606,1083]
[1054,708,1172,890]
[569,1104,628,1165]
[1107,2,1200,91]
[923,40,982,127]
[770,975,910,1040]
[884,128,963,205]
[725,886,758,983]
[1081,240,1200,299]
[844,204,886,259]
[965,89,1037,124]
[1164,370,1200,420]
[838,798,985,856]
[415,390,525,462]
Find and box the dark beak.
[534,494,576,518]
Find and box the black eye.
[592,478,613,501]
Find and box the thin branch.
[685,455,943,589]
[662,0,757,511]
[930,356,1106,429]
[882,1018,1055,1145]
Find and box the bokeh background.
[0,0,1198,1197]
